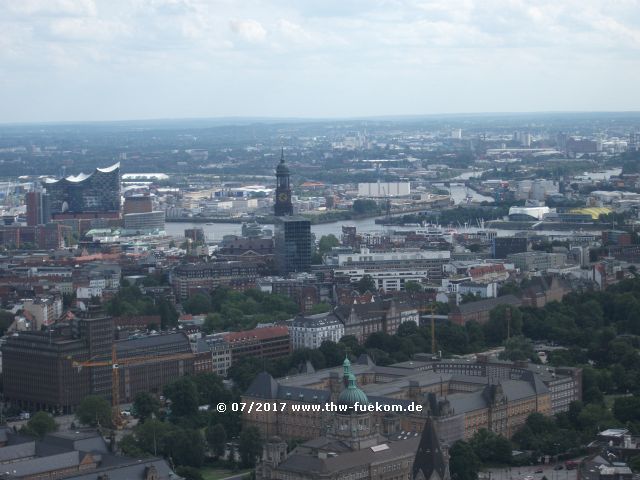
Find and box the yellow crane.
[69,346,195,427]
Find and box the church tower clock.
[274,148,293,216]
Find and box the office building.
[492,237,528,258]
[508,251,567,272]
[1,307,195,412]
[123,195,153,215]
[171,261,258,301]
[123,211,166,232]
[223,325,291,362]
[274,216,312,275]
[290,312,345,350]
[43,163,121,218]
[25,190,51,226]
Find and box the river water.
[165,168,614,241]
[165,216,585,242]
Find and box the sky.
[1,0,640,123]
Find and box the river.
[165,168,618,241]
[165,216,585,242]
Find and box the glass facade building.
[44,163,121,215]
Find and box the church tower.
[274,148,293,216]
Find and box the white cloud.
[230,19,267,43]
[1,0,640,121]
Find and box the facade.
[223,325,291,362]
[243,354,580,445]
[22,296,63,329]
[290,312,345,350]
[25,190,51,226]
[507,251,567,272]
[274,217,312,275]
[43,163,121,217]
[492,237,528,259]
[171,261,258,301]
[195,336,233,377]
[448,295,522,325]
[256,360,450,480]
[1,308,195,412]
[334,299,419,343]
[184,228,206,244]
[357,182,411,197]
[0,224,71,250]
[123,195,153,215]
[123,211,166,232]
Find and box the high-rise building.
[43,163,121,218]
[274,217,312,275]
[492,237,528,259]
[25,189,51,226]
[272,149,311,274]
[274,149,293,217]
[123,195,153,215]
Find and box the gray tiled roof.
[453,294,522,314]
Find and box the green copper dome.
[338,373,370,410]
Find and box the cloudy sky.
[1,0,639,123]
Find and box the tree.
[202,313,223,334]
[25,411,57,437]
[164,377,199,418]
[167,428,205,467]
[470,429,512,465]
[309,302,331,314]
[119,433,148,457]
[206,423,227,458]
[175,466,205,480]
[499,336,536,362]
[397,321,419,337]
[614,396,640,423]
[133,392,161,423]
[76,395,112,428]
[352,199,379,215]
[183,293,212,315]
[134,418,174,456]
[404,281,423,293]
[484,305,522,345]
[450,440,481,480]
[318,234,340,255]
[239,426,263,467]
[0,310,15,336]
[356,275,376,294]
[192,372,228,406]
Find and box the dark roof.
[60,457,179,480]
[452,294,521,315]
[292,312,343,328]
[412,418,449,480]
[116,332,192,358]
[41,430,108,454]
[245,371,279,399]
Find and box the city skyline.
[1,0,639,123]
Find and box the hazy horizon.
[2,0,639,124]
[4,109,640,127]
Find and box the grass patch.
[198,467,252,480]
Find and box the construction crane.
[69,346,195,427]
